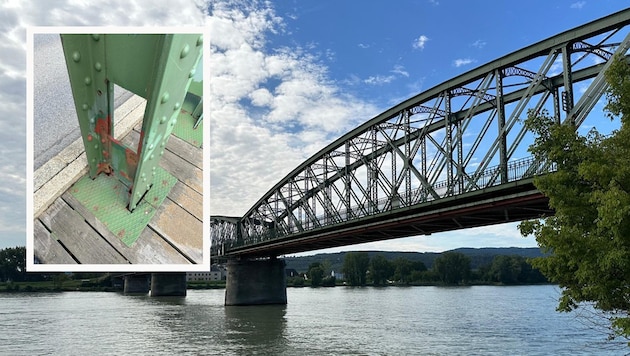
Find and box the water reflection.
[224,305,288,354]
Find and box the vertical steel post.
[61,33,203,211]
[495,69,508,184]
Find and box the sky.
[2,1,629,254]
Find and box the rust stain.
[162,180,169,187]
[117,229,125,238]
[93,205,99,212]
[97,162,112,175]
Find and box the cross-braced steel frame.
[211,9,630,258]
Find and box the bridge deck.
[33,99,203,265]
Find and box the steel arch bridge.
[211,9,630,259]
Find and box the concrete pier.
[123,274,149,294]
[150,273,187,296]
[225,258,287,306]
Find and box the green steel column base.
[69,166,177,246]
[172,111,203,148]
[171,93,203,147]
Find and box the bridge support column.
[225,258,287,306]
[123,274,149,294]
[150,272,187,297]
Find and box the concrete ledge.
[34,95,147,218]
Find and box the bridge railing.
[212,156,554,254]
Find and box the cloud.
[413,35,429,50]
[209,1,379,216]
[1,0,208,249]
[570,1,586,9]
[453,58,475,67]
[471,39,486,49]
[391,64,409,78]
[363,64,409,86]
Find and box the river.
[0,285,626,355]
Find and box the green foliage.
[342,252,370,286]
[321,276,336,287]
[485,255,546,284]
[307,262,325,287]
[433,252,470,285]
[520,54,630,342]
[0,247,26,282]
[369,255,393,286]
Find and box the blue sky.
[2,1,628,254]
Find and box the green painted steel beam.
[61,33,203,211]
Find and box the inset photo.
[27,28,209,272]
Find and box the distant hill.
[284,247,544,273]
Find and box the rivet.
[152,166,156,171]
[141,172,145,178]
[189,69,195,78]
[160,150,164,156]
[146,185,150,191]
[143,177,146,182]
[84,77,91,85]
[174,102,181,110]
[82,103,89,111]
[87,134,93,141]
[196,35,203,47]
[170,118,177,126]
[91,34,100,41]
[151,154,155,160]
[161,140,166,147]
[94,62,102,71]
[161,92,169,104]
[136,192,141,197]
[148,144,154,150]
[72,51,81,62]
[101,137,106,144]
[160,116,167,124]
[94,144,98,149]
[89,118,95,124]
[91,158,96,163]
[180,44,190,58]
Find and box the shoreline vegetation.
[0,277,552,294]
[1,246,549,294]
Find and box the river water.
[0,285,626,355]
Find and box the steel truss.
[212,9,630,255]
[62,33,203,211]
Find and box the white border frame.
[27,26,210,273]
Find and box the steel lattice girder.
[212,9,630,255]
[61,33,203,211]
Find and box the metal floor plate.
[172,100,203,147]
[69,166,177,246]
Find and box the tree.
[342,252,369,286]
[369,255,393,286]
[520,54,630,342]
[307,262,324,287]
[488,255,522,284]
[433,252,470,285]
[0,247,26,282]
[392,257,412,285]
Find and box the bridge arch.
[212,9,630,259]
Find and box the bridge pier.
[150,273,187,297]
[123,274,149,294]
[225,258,287,306]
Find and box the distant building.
[186,265,226,281]
[286,268,300,278]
